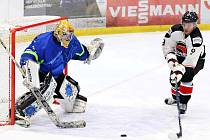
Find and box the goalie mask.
[54,20,74,48]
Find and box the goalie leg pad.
[58,76,79,112]
[15,74,57,118]
[58,76,88,113]
[73,94,87,113]
[58,94,87,113]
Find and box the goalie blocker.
[16,60,87,121]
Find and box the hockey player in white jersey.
[162,11,206,114]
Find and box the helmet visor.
[61,31,73,42]
[60,31,74,48]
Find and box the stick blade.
[168,133,180,140]
[57,120,86,128]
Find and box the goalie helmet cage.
[0,16,68,126]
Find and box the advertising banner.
[24,0,102,18]
[200,0,210,24]
[106,0,201,26]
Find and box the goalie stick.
[0,38,86,128]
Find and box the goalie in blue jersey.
[15,20,104,123]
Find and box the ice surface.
[1,31,210,140]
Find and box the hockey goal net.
[0,16,68,126]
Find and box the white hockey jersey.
[162,24,205,68]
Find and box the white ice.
[1,31,210,140]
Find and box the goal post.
[0,16,68,126]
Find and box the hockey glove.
[85,38,104,64]
[171,64,186,83]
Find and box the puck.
[121,134,127,137]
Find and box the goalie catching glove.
[85,38,104,64]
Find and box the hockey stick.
[168,78,182,139]
[175,78,183,138]
[0,38,86,128]
[0,38,26,77]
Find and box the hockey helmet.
[182,11,198,23]
[54,20,74,48]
